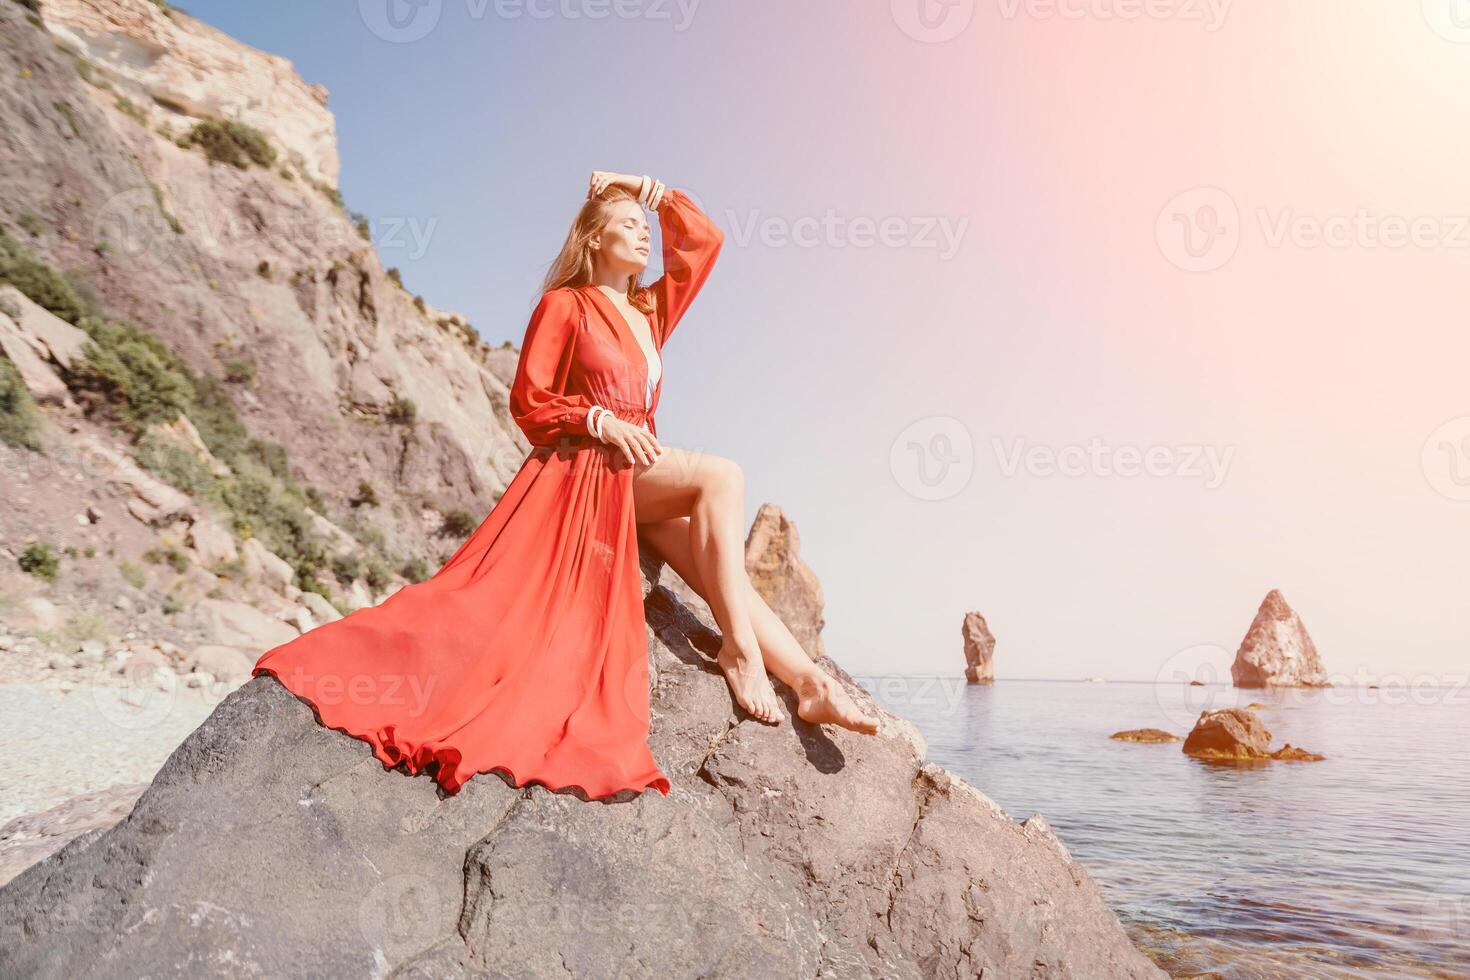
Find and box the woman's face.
[591,199,651,276]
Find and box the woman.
[252,171,879,801]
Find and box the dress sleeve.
[510,289,595,447]
[649,188,724,348]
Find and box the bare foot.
[716,640,782,724]
[796,672,880,735]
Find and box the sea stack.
[744,503,826,659]
[962,611,995,684]
[1231,589,1331,688]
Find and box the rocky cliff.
[0,0,535,670]
[2,0,525,548]
[1231,589,1331,688]
[0,547,1165,979]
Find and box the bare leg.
[632,449,781,723]
[687,463,782,723]
[638,516,880,735]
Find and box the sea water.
[858,677,1470,979]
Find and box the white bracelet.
[638,174,665,211]
[586,405,605,438]
[594,409,609,439]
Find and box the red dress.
[251,189,724,798]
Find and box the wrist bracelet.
[637,175,652,208]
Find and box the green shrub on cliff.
[69,316,193,431]
[439,509,476,538]
[180,119,277,170]
[18,542,59,581]
[0,229,91,324]
[0,354,42,449]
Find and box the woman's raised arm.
[649,188,724,348]
[509,288,596,447]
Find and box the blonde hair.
[539,187,654,315]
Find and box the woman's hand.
[597,415,664,466]
[587,171,642,199]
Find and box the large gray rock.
[0,551,1164,979]
[962,609,996,684]
[1231,589,1331,688]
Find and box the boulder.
[75,435,195,526]
[742,502,826,659]
[0,311,71,406]
[1231,589,1331,688]
[186,517,238,567]
[344,578,374,611]
[241,537,295,595]
[0,549,1164,979]
[193,598,298,652]
[962,610,996,684]
[297,590,342,626]
[186,644,254,684]
[23,598,60,632]
[149,414,231,478]
[0,285,90,368]
[1110,728,1181,743]
[1182,708,1272,760]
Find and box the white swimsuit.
[635,330,661,409]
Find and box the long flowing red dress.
[251,188,723,799]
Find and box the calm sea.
[858,677,1470,979]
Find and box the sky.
[175,0,1470,685]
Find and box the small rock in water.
[1182,708,1272,760]
[1269,743,1325,762]
[1109,728,1181,743]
